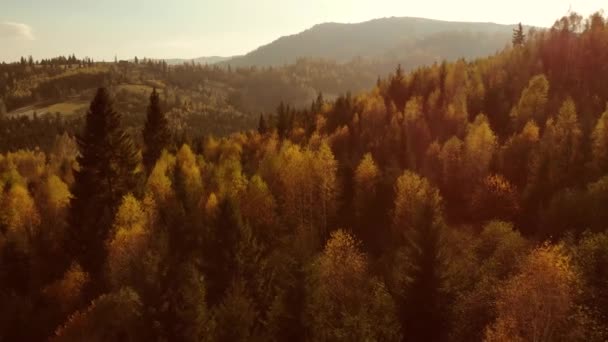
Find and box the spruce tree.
[143,88,170,172]
[312,92,324,113]
[392,171,449,341]
[0,98,6,120]
[388,64,407,111]
[258,114,268,135]
[204,197,243,305]
[67,87,139,286]
[276,102,289,140]
[512,23,525,46]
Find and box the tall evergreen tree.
[67,88,139,287]
[258,114,268,135]
[204,197,243,305]
[512,22,526,46]
[0,97,6,120]
[276,101,289,140]
[388,64,407,111]
[392,171,449,341]
[311,92,324,114]
[277,101,291,140]
[143,88,170,172]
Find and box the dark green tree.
[388,64,408,111]
[67,87,139,286]
[311,92,324,114]
[213,279,257,342]
[204,197,243,305]
[166,262,213,342]
[400,203,449,341]
[258,114,268,135]
[512,23,525,46]
[143,88,170,173]
[276,101,289,140]
[0,97,6,120]
[392,172,449,341]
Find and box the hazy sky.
[0,0,604,62]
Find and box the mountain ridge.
[222,16,526,67]
[167,16,528,68]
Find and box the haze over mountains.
[5,7,608,341]
[172,16,522,67]
[163,56,231,65]
[1,15,529,141]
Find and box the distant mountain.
[164,56,231,65]
[224,17,523,67]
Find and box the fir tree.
[388,64,407,111]
[512,22,526,46]
[204,198,243,305]
[143,88,170,173]
[258,114,268,135]
[312,92,324,114]
[67,88,139,287]
[276,102,289,140]
[0,98,6,120]
[392,171,449,341]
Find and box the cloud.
[0,22,35,40]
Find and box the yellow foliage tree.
[106,194,152,289]
[354,153,380,221]
[511,74,550,130]
[471,174,520,223]
[500,120,540,188]
[146,150,176,202]
[485,244,579,342]
[541,98,582,189]
[1,183,41,252]
[465,114,498,182]
[591,104,608,175]
[312,142,339,242]
[239,175,277,241]
[43,263,89,314]
[306,230,401,341]
[175,144,204,209]
[53,287,144,342]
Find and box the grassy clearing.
[9,101,88,118]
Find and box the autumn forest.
[1,10,608,342]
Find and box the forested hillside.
[225,17,516,67]
[0,17,520,155]
[2,11,608,342]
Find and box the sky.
[0,0,605,62]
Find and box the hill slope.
[225,17,520,67]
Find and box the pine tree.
[276,102,289,140]
[0,97,6,120]
[311,92,324,114]
[67,88,139,286]
[392,171,449,341]
[258,114,268,135]
[204,197,243,305]
[512,23,526,46]
[388,64,407,111]
[143,88,170,173]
